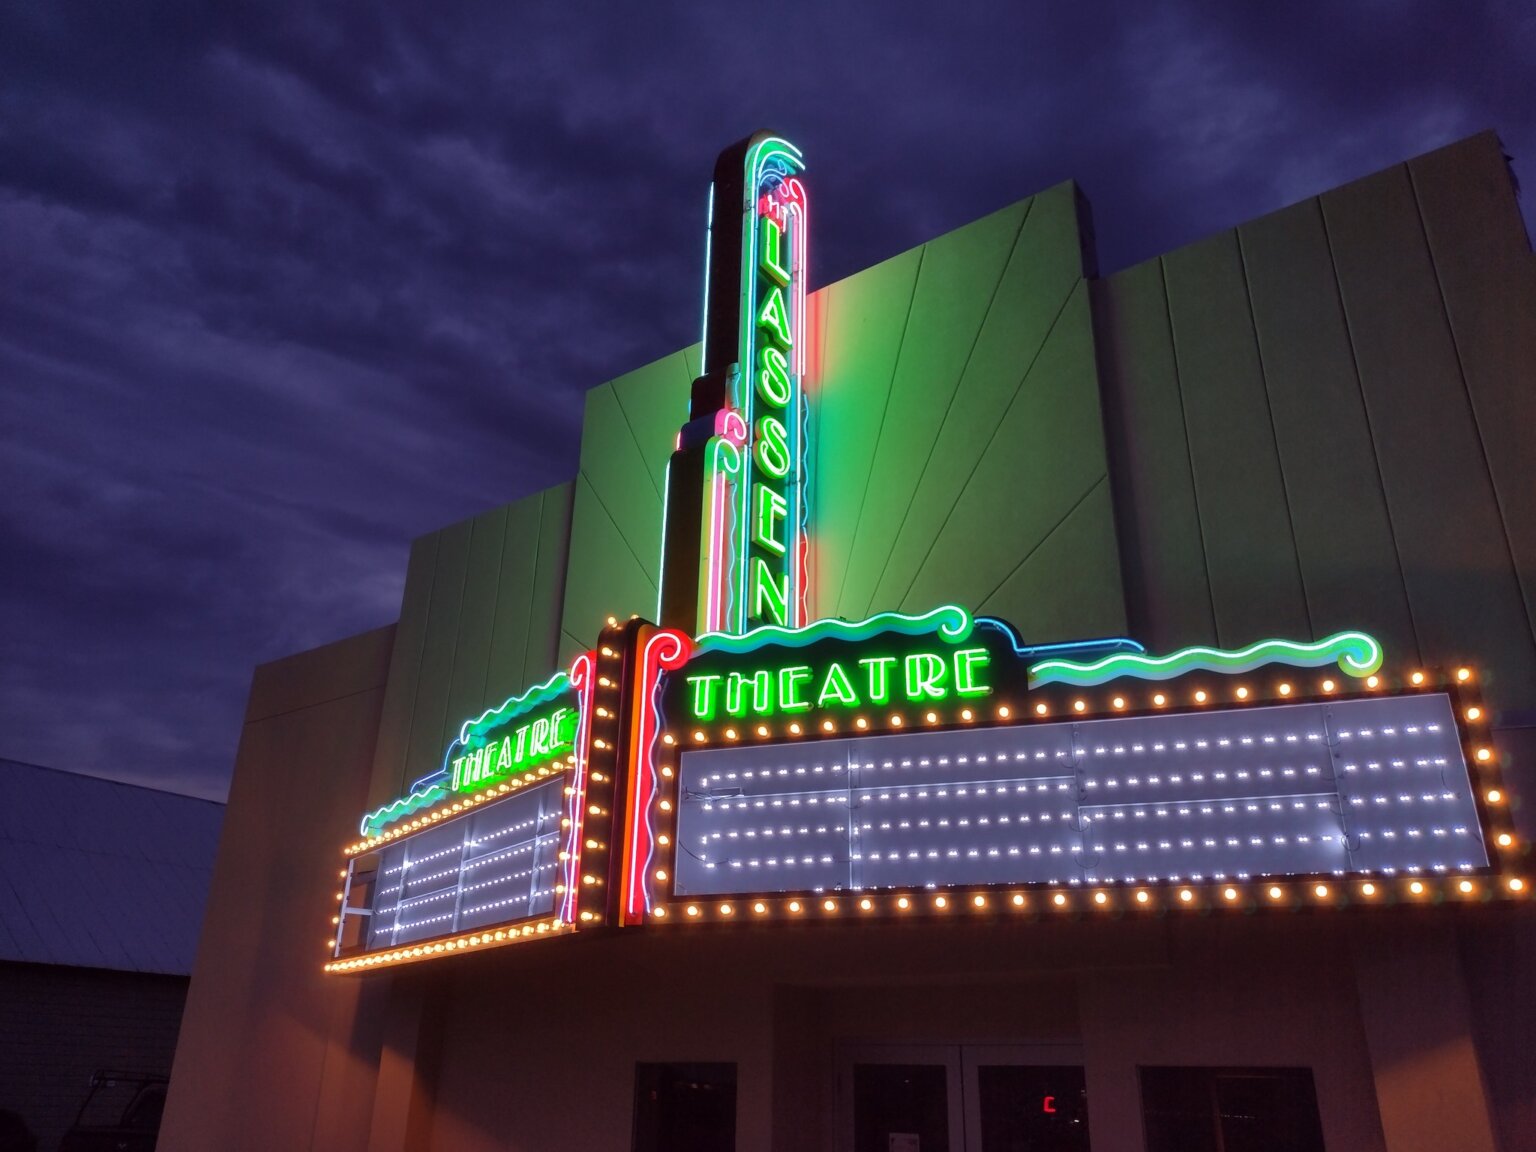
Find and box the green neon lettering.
[496,736,512,770]
[752,557,789,625]
[753,485,787,556]
[904,652,948,701]
[757,286,793,346]
[859,656,897,705]
[725,671,772,716]
[757,344,792,407]
[514,724,529,763]
[754,415,790,479]
[953,648,992,697]
[687,673,724,720]
[817,662,859,708]
[532,717,551,755]
[759,214,789,285]
[779,665,812,712]
[451,756,465,790]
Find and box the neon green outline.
[1027,631,1384,688]
[695,604,975,657]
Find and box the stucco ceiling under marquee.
[557,178,1128,666]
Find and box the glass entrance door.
[838,1044,1091,1152]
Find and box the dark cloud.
[2,1,1531,799]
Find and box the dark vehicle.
[58,1071,166,1152]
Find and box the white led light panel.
[367,774,565,948]
[672,693,1485,895]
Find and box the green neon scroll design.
[695,604,974,658]
[358,669,574,837]
[1027,631,1384,689]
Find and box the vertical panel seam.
[1317,191,1425,665]
[867,198,1034,614]
[436,522,474,752]
[480,507,508,711]
[1235,229,1315,639]
[519,492,545,685]
[396,534,439,795]
[831,245,927,617]
[1159,257,1223,645]
[895,278,1083,608]
[1406,164,1536,656]
[975,473,1108,613]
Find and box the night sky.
[3,4,1532,800]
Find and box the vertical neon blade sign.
[736,140,808,633]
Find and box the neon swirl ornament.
[557,650,597,926]
[695,604,975,658]
[1027,631,1384,689]
[625,628,692,925]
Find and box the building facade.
[160,130,1536,1152]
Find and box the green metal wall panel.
[403,518,470,784]
[442,507,505,743]
[1163,231,1310,647]
[527,482,573,680]
[904,281,1124,643]
[484,494,544,705]
[808,246,923,618]
[1093,258,1218,651]
[1323,162,1536,704]
[873,182,1091,617]
[831,200,1029,621]
[1408,133,1536,655]
[1238,198,1419,662]
[366,532,437,809]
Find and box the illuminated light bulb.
[1366,675,1379,689]
[1498,833,1514,848]
[662,733,675,745]
[1314,884,1329,898]
[789,722,802,735]
[661,766,674,779]
[998,705,1011,719]
[753,902,767,914]
[330,915,340,926]
[1321,679,1336,693]
[1358,882,1376,897]
[1410,881,1425,895]
[1035,703,1049,716]
[1011,893,1025,907]
[960,709,973,722]
[725,728,738,741]
[720,904,733,916]
[1487,789,1502,804]
[973,894,986,908]
[932,895,950,910]
[658,799,672,812]
[897,896,911,910]
[598,677,613,688]
[823,899,837,913]
[822,719,835,733]
[859,898,872,911]
[657,834,670,846]
[1458,880,1474,894]
[1509,878,1525,893]
[601,646,615,657]
[1466,706,1482,721]
[890,715,903,728]
[1457,667,1472,682]
[606,615,617,626]
[1073,700,1086,713]
[789,900,802,913]
[693,731,706,743]
[593,739,608,750]
[856,717,868,730]
[1411,671,1425,686]
[1135,890,1149,904]
[1093,891,1107,905]
[1477,748,1492,762]
[686,905,700,917]
[655,869,668,881]
[925,712,938,724]
[1278,683,1291,696]
[1223,887,1238,901]
[1235,687,1249,700]
[1153,693,1166,707]
[1111,697,1126,710]
[754,725,769,738]
[1178,889,1193,903]
[1052,893,1067,907]
[1268,886,1283,900]
[653,907,666,919]
[1194,690,1207,704]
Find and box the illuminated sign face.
[661,133,809,638]
[450,699,576,793]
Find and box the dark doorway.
[1140,1066,1326,1152]
[632,1062,737,1152]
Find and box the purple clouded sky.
[2,2,1532,799]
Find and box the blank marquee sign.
[319,131,1525,975]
